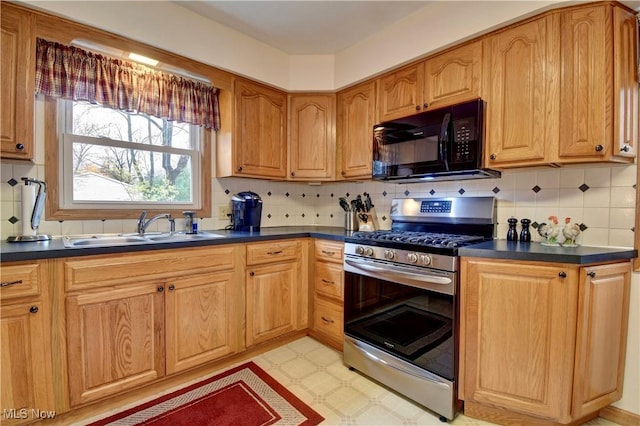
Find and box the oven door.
[343,256,457,382]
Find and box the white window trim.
[58,99,202,211]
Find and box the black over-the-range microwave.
[372,99,500,183]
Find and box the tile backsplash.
[1,161,636,248]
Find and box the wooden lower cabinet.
[311,240,344,349]
[63,246,243,407]
[246,259,299,347]
[0,261,54,425]
[460,258,631,424]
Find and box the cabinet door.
[66,283,164,406]
[377,62,424,122]
[1,301,54,424]
[234,78,287,179]
[460,259,578,421]
[337,81,376,179]
[613,7,638,159]
[424,41,482,109]
[165,272,239,374]
[483,16,559,167]
[572,262,631,418]
[1,6,35,160]
[559,6,610,160]
[246,262,298,347]
[288,94,336,180]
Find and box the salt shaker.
[506,217,518,241]
[520,218,531,242]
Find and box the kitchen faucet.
[137,211,175,235]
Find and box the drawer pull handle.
[267,250,283,255]
[321,279,335,285]
[321,316,334,324]
[321,250,335,256]
[1,280,23,288]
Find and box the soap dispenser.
[182,211,197,234]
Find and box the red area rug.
[88,362,324,426]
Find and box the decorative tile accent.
[330,214,333,218]
[8,216,18,224]
[267,191,272,196]
[532,185,541,193]
[532,222,539,229]
[579,184,590,192]
[382,216,387,221]
[492,187,500,194]
[8,178,18,187]
[316,213,319,217]
[382,191,387,197]
[429,189,436,195]
[267,214,272,219]
[285,213,289,218]
[301,213,305,217]
[404,190,410,196]
[224,189,230,195]
[302,193,306,198]
[316,193,320,198]
[330,193,334,198]
[285,192,290,197]
[345,193,350,197]
[458,188,465,195]
[579,223,588,232]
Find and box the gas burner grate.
[350,230,486,249]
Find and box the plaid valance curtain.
[34,38,220,130]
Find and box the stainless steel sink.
[62,232,225,248]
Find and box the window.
[59,100,201,210]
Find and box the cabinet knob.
[620,144,631,153]
[595,144,604,152]
[489,154,497,160]
[29,306,38,314]
[415,105,421,111]
[587,271,596,278]
[157,286,164,292]
[423,103,429,109]
[290,171,296,177]
[15,143,24,151]
[168,284,175,291]
[558,271,567,278]
[341,171,346,176]
[237,166,243,172]
[249,271,255,277]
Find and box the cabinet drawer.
[246,240,299,265]
[315,240,343,263]
[65,245,240,291]
[1,262,41,300]
[315,262,344,300]
[314,298,343,341]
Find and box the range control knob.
[384,250,395,260]
[355,246,365,255]
[420,254,432,265]
[407,253,419,263]
[364,247,374,257]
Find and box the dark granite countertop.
[0,226,351,262]
[459,240,637,264]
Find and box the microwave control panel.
[451,117,477,164]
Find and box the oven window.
[344,272,456,380]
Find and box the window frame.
[45,97,212,220]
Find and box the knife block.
[358,208,380,232]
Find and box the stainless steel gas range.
[343,197,496,422]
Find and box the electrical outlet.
[217,206,231,217]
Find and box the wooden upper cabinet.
[612,6,638,159]
[558,5,637,163]
[233,78,287,179]
[1,5,35,160]
[423,41,483,109]
[337,80,376,180]
[288,94,336,180]
[483,15,560,168]
[377,62,424,122]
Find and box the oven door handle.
[356,340,451,388]
[345,259,452,286]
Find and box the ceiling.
[174,1,432,54]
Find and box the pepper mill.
[506,217,518,241]
[520,218,531,242]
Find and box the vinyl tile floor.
[251,336,620,426]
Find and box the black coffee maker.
[231,191,263,231]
